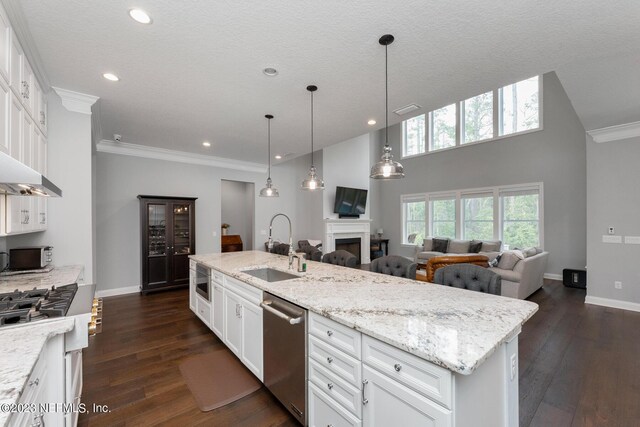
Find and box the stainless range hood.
[0,151,62,197]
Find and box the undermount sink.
[242,268,299,282]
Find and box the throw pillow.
[469,240,483,253]
[422,238,433,251]
[497,251,520,270]
[523,247,537,258]
[432,238,449,253]
[489,254,501,267]
[481,241,502,252]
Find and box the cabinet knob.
[326,330,333,337]
[29,378,39,386]
[394,363,402,372]
[327,383,333,390]
[326,356,333,364]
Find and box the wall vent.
[393,104,422,116]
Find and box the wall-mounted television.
[333,186,368,218]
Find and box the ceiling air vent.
[393,104,422,116]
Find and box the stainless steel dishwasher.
[261,292,307,425]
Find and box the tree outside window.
[463,195,493,240]
[403,115,425,156]
[429,104,456,151]
[463,92,493,143]
[430,199,456,239]
[501,193,539,248]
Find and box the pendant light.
[301,85,325,190]
[370,34,405,179]
[259,114,279,197]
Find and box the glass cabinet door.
[148,204,167,256]
[172,203,192,255]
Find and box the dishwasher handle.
[261,300,304,325]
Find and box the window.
[501,189,540,249]
[402,196,426,244]
[463,91,493,143]
[500,76,539,136]
[402,114,425,157]
[429,104,456,151]
[429,197,456,239]
[402,183,542,249]
[400,75,542,158]
[462,193,494,240]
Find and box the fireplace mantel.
[323,219,372,264]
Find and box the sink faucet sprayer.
[267,213,297,270]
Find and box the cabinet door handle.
[394,363,402,372]
[326,330,333,337]
[362,379,369,405]
[326,356,333,364]
[327,383,333,390]
[29,378,40,386]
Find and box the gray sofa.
[414,238,502,264]
[489,250,549,299]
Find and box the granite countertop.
[0,318,75,426]
[191,251,538,375]
[0,265,84,293]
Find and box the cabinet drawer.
[211,268,223,285]
[308,382,362,427]
[310,359,361,418]
[223,275,262,305]
[195,295,212,327]
[309,312,361,359]
[309,335,361,386]
[362,335,452,409]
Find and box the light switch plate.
[602,235,622,244]
[624,236,640,244]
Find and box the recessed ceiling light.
[274,155,282,159]
[129,8,152,24]
[103,73,119,81]
[368,119,377,125]
[263,67,278,76]
[202,141,211,147]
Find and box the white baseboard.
[585,296,640,313]
[96,285,140,298]
[543,273,563,281]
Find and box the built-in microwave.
[9,246,53,270]
[195,264,210,301]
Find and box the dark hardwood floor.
[78,280,640,426]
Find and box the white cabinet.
[21,111,32,167]
[8,29,22,98]
[21,56,34,117]
[195,294,212,328]
[309,382,362,427]
[223,288,243,356]
[9,90,21,160]
[212,282,224,338]
[362,365,451,427]
[240,298,263,379]
[0,78,8,154]
[189,269,196,312]
[0,5,9,84]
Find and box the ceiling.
[17,0,640,163]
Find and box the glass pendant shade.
[371,34,405,180]
[301,85,324,191]
[301,166,324,191]
[370,145,404,179]
[259,114,279,197]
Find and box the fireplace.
[324,219,372,264]
[335,238,361,265]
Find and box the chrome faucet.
[267,213,295,270]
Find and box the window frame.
[400,182,544,249]
[401,75,543,159]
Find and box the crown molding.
[96,140,267,173]
[587,121,640,143]
[52,87,99,115]
[0,0,50,91]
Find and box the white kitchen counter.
[191,251,538,375]
[0,265,84,293]
[0,318,75,426]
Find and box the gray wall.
[586,134,640,305]
[6,93,95,282]
[95,151,309,292]
[375,72,586,275]
[221,180,254,250]
[293,152,325,242]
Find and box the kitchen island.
[190,251,538,426]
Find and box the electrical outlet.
[510,354,517,380]
[608,227,615,235]
[615,281,622,290]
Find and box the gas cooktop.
[0,283,78,327]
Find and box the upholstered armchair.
[370,255,417,280]
[433,264,501,295]
[297,240,323,262]
[321,250,357,268]
[270,243,291,256]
